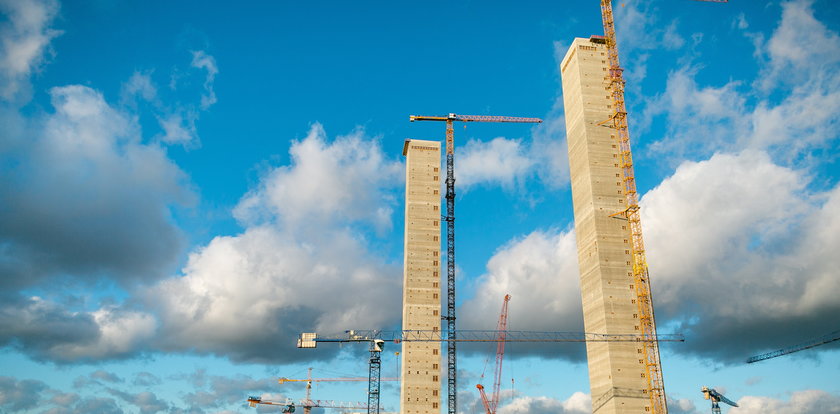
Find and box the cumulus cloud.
[90,370,123,384]
[2,116,403,364]
[145,125,404,363]
[0,296,156,362]
[147,226,401,362]
[462,150,840,363]
[644,70,747,159]
[668,397,699,414]
[133,372,162,387]
[0,0,60,101]
[457,137,534,189]
[759,0,840,90]
[459,230,586,360]
[61,396,122,414]
[642,150,840,361]
[0,376,48,412]
[107,389,169,414]
[496,391,591,414]
[732,390,840,414]
[0,85,194,288]
[234,124,403,234]
[645,0,840,163]
[177,372,278,411]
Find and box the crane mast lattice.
[477,294,511,414]
[598,1,666,412]
[597,1,728,411]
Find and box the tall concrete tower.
[560,37,651,413]
[401,139,442,414]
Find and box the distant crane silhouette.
[701,386,738,414]
[746,329,840,363]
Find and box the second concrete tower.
[400,139,443,414]
[560,37,651,414]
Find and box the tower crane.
[275,368,399,414]
[296,334,387,414]
[746,328,840,363]
[297,329,683,413]
[246,396,368,412]
[596,0,726,411]
[476,294,511,414]
[701,387,738,413]
[409,113,541,414]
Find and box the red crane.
[476,294,511,414]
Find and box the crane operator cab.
[282,402,296,413]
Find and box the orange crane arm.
[477,384,492,413]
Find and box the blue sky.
[1,0,839,413]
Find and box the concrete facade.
[400,139,442,414]
[560,38,650,414]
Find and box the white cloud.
[760,0,840,89]
[669,397,699,414]
[149,225,401,362]
[0,84,194,286]
[0,376,49,412]
[457,137,534,189]
[463,149,840,362]
[69,308,156,359]
[0,297,156,362]
[642,150,807,305]
[120,51,218,147]
[641,150,840,360]
[646,0,840,163]
[234,123,403,234]
[158,111,198,145]
[191,50,218,110]
[121,71,157,104]
[528,41,570,189]
[497,392,590,414]
[732,390,840,414]
[459,229,585,359]
[0,0,60,101]
[146,125,404,362]
[644,69,747,159]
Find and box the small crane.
[409,113,541,414]
[701,387,738,413]
[476,294,511,414]
[276,368,399,414]
[246,396,368,412]
[746,328,840,363]
[297,334,387,414]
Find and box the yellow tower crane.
[597,1,727,413]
